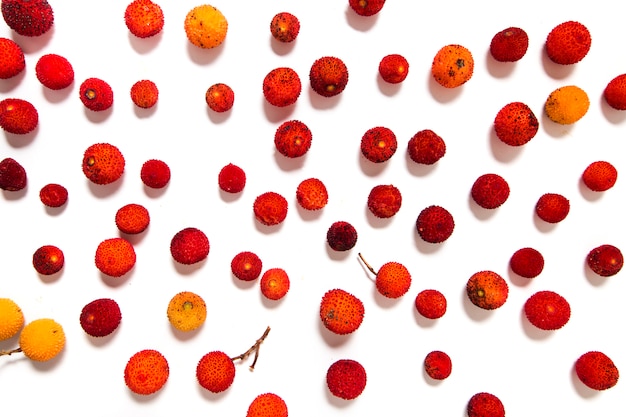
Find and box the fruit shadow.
[263,99,296,124]
[295,202,323,222]
[1,186,27,201]
[422,364,445,387]
[37,269,64,284]
[365,206,394,229]
[583,260,609,288]
[467,194,499,222]
[186,39,224,66]
[308,87,342,111]
[460,289,494,323]
[84,106,113,123]
[134,103,158,119]
[100,270,135,288]
[42,83,74,104]
[578,178,603,203]
[197,382,231,402]
[44,202,68,216]
[600,94,626,125]
[85,326,121,348]
[413,307,440,329]
[324,381,355,409]
[532,212,558,234]
[269,35,296,56]
[376,74,403,97]
[484,50,516,79]
[540,110,572,139]
[253,214,284,235]
[119,229,148,246]
[206,106,231,124]
[317,320,352,349]
[344,6,379,32]
[128,31,162,55]
[404,151,438,178]
[570,365,602,399]
[358,151,391,177]
[143,183,168,199]
[489,128,524,164]
[412,230,445,256]
[88,178,124,199]
[540,48,575,81]
[231,273,257,290]
[4,126,38,148]
[506,265,534,288]
[0,69,26,94]
[170,325,203,342]
[519,308,553,342]
[128,386,165,403]
[427,73,463,105]
[172,258,208,276]
[274,151,306,172]
[325,244,353,262]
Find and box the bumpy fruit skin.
[431,44,474,88]
[79,298,122,337]
[466,271,508,310]
[184,4,228,49]
[0,98,38,134]
[124,0,164,38]
[327,221,358,251]
[535,193,569,223]
[115,203,150,234]
[206,83,234,112]
[310,56,349,97]
[545,21,591,65]
[0,298,24,341]
[130,80,159,109]
[274,119,311,158]
[326,359,367,400]
[376,261,411,298]
[270,12,300,43]
[575,351,619,390]
[263,67,301,107]
[416,205,454,243]
[509,247,544,278]
[260,268,290,300]
[490,27,529,62]
[604,74,626,110]
[467,392,505,417]
[407,129,446,165]
[140,159,170,188]
[95,238,136,277]
[296,178,328,210]
[586,244,623,277]
[19,318,65,362]
[82,143,125,185]
[349,0,386,16]
[494,102,539,146]
[582,161,617,192]
[471,174,510,209]
[415,289,447,319]
[124,349,169,395]
[231,251,262,281]
[32,245,64,275]
[170,227,210,265]
[196,351,235,393]
[424,350,452,380]
[253,192,288,226]
[35,54,74,90]
[79,78,114,112]
[320,288,365,335]
[378,54,409,84]
[1,0,54,37]
[361,126,397,163]
[167,291,207,331]
[0,157,27,191]
[545,85,589,125]
[524,291,571,330]
[246,393,288,417]
[218,163,246,193]
[39,183,68,207]
[367,184,402,218]
[0,37,25,79]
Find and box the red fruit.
[361,126,397,163]
[424,350,452,380]
[604,74,626,110]
[253,192,288,226]
[414,289,447,319]
[218,163,246,193]
[270,12,300,43]
[494,102,539,146]
[231,251,262,281]
[125,0,164,38]
[124,349,169,395]
[296,178,328,210]
[407,129,446,165]
[415,205,454,244]
[367,184,402,218]
[79,298,122,337]
[130,80,159,109]
[349,0,386,16]
[309,56,349,97]
[327,221,358,251]
[575,351,619,390]
[140,159,170,189]
[170,227,210,265]
[378,54,409,84]
[39,183,68,208]
[509,247,544,278]
[35,54,74,90]
[263,67,301,107]
[0,157,27,191]
[535,193,569,223]
[582,161,617,192]
[260,268,290,300]
[82,143,125,185]
[375,261,411,298]
[246,393,288,417]
[320,288,365,335]
[274,120,312,158]
[0,37,25,79]
[586,244,623,277]
[524,290,570,330]
[471,173,510,209]
[466,270,508,310]
[0,98,38,135]
[546,21,591,65]
[326,359,367,400]
[95,237,136,277]
[206,83,234,112]
[1,0,54,37]
[115,203,150,234]
[467,392,505,417]
[489,27,529,62]
[79,78,113,111]
[196,351,236,393]
[32,245,64,275]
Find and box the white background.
[1,1,625,415]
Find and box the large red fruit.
[471,173,510,209]
[246,393,288,417]
[0,98,38,135]
[1,0,54,37]
[490,27,529,62]
[32,245,64,275]
[95,237,136,277]
[414,289,447,319]
[509,247,544,278]
[125,0,164,38]
[124,349,169,395]
[36,54,74,90]
[260,268,290,300]
[253,192,288,226]
[586,244,623,277]
[274,120,312,158]
[296,178,328,210]
[231,251,262,281]
[196,351,236,393]
[524,290,571,330]
[494,102,539,146]
[467,392,505,417]
[582,161,617,192]
[263,67,301,107]
[0,37,25,79]
[140,159,170,189]
[79,298,122,337]
[535,193,569,223]
[466,271,508,310]
[415,205,454,243]
[320,288,364,335]
[604,74,626,110]
[82,143,125,185]
[361,126,397,163]
[378,54,409,84]
[407,129,446,165]
[79,78,113,111]
[424,350,452,380]
[545,21,591,65]
[326,359,367,400]
[309,56,348,97]
[170,227,210,265]
[327,221,358,251]
[575,351,619,390]
[367,184,402,218]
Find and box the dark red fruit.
[424,350,452,380]
[170,227,210,265]
[586,244,623,277]
[509,247,544,278]
[524,290,571,330]
[32,245,64,275]
[309,56,348,97]
[39,183,68,207]
[467,392,505,417]
[367,184,402,218]
[2,0,54,37]
[0,98,38,135]
[414,289,447,319]
[327,221,358,251]
[471,173,510,209]
[415,205,454,243]
[231,251,262,281]
[360,126,397,163]
[575,351,619,390]
[490,27,529,62]
[79,78,113,111]
[274,120,312,158]
[79,298,122,337]
[378,54,409,84]
[218,163,246,193]
[326,359,367,400]
[535,193,569,223]
[140,159,170,189]
[0,157,27,191]
[407,129,446,165]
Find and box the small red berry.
[274,120,312,158]
[39,184,68,208]
[509,247,544,278]
[407,129,446,165]
[170,227,210,265]
[582,161,617,192]
[140,159,170,189]
[326,359,367,400]
[327,221,358,251]
[79,78,113,112]
[586,244,623,277]
[415,289,447,319]
[378,54,409,84]
[231,251,262,281]
[205,83,234,113]
[0,37,25,79]
[471,173,510,209]
[0,157,27,191]
[130,80,159,109]
[218,163,246,193]
[361,126,397,163]
[535,193,569,223]
[424,350,452,380]
[32,245,64,275]
[35,54,74,90]
[490,27,529,62]
[253,192,288,226]
[415,205,454,243]
[0,98,38,135]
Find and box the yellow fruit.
[184,4,228,49]
[167,291,207,331]
[19,318,65,361]
[0,298,24,341]
[545,85,590,124]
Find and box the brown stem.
[358,253,377,275]
[231,326,271,371]
[0,347,22,357]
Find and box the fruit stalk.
[231,326,271,371]
[358,253,378,275]
[0,347,22,356]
